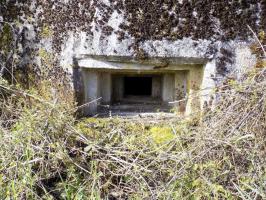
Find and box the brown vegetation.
[0,55,265,199]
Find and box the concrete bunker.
[75,55,206,116]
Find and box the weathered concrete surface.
[15,0,261,79]
[174,71,188,113]
[2,0,266,115]
[2,1,265,74]
[152,76,162,98]
[162,74,175,102]
[82,70,100,115]
[100,73,112,103]
[81,61,205,116]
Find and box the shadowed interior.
[124,76,152,96]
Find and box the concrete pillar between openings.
[152,76,162,98]
[82,70,100,115]
[186,67,204,116]
[174,71,187,113]
[100,73,112,104]
[162,74,175,103]
[113,76,124,102]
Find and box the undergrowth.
[0,46,266,199]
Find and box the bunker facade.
[1,0,265,116]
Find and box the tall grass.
[0,44,265,199]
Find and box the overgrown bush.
[0,65,265,199]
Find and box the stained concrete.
[82,70,100,115]
[3,0,264,118]
[152,76,162,98]
[162,74,175,102]
[80,56,205,116]
[100,73,112,103]
[174,71,188,113]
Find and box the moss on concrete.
[40,24,53,38]
[0,24,13,54]
[35,0,265,55]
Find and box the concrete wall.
[100,73,112,104]
[112,75,124,102]
[152,76,162,99]
[174,71,188,113]
[3,0,260,83]
[186,67,204,115]
[162,74,175,103]
[82,70,100,115]
[2,1,265,116]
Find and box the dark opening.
[124,76,152,96]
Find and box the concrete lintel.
[76,54,208,67]
[78,58,204,71]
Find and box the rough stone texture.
[0,1,33,83]
[36,0,263,77]
[36,1,264,43]
[2,0,265,71]
[1,0,266,112]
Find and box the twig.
[247,25,266,57]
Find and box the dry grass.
[0,40,266,199]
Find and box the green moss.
[75,117,195,150]
[150,126,174,144]
[76,118,102,139]
[40,24,53,38]
[39,48,50,60]
[38,48,54,69]
[0,24,13,53]
[76,117,147,143]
